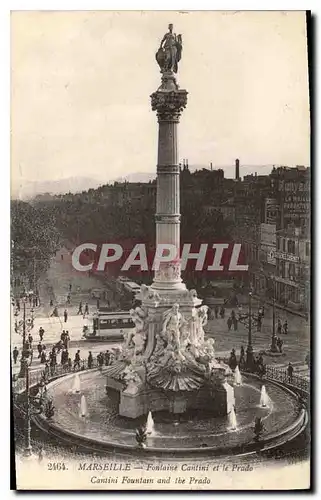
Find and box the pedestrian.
[12,346,19,364]
[69,283,72,292]
[77,302,83,315]
[64,309,68,323]
[28,333,33,347]
[67,357,72,371]
[88,351,93,369]
[37,342,42,358]
[66,294,71,305]
[277,319,282,336]
[227,317,232,331]
[50,306,58,317]
[84,303,89,316]
[74,350,81,370]
[283,320,288,335]
[257,315,262,332]
[50,299,53,307]
[64,331,70,349]
[229,348,237,370]
[276,337,283,354]
[97,352,104,368]
[220,306,225,319]
[239,345,245,366]
[104,351,110,366]
[233,316,238,331]
[44,361,50,379]
[39,327,44,341]
[287,362,294,382]
[40,349,47,364]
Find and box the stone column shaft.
[150,74,187,291]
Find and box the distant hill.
[11,177,103,200]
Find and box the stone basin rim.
[34,372,308,457]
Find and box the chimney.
[210,162,213,171]
[235,158,240,180]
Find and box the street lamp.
[14,295,35,378]
[270,275,278,353]
[246,289,254,368]
[23,363,46,457]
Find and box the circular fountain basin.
[36,370,307,457]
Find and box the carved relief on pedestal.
[154,261,181,282]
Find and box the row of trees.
[11,201,60,291]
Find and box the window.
[282,239,286,252]
[289,263,295,280]
[287,239,295,254]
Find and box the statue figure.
[161,303,185,348]
[197,305,209,344]
[129,307,148,356]
[156,24,183,73]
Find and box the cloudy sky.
[11,11,310,193]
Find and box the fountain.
[146,411,155,436]
[72,374,81,394]
[260,385,271,408]
[234,366,242,386]
[228,407,237,431]
[79,395,88,418]
[34,25,308,459]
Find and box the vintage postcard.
[11,10,311,491]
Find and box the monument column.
[150,72,187,291]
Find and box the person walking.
[74,350,81,370]
[28,334,33,348]
[220,306,225,319]
[227,317,232,331]
[50,299,53,307]
[88,351,93,369]
[276,337,283,354]
[37,342,42,359]
[84,303,89,316]
[77,302,83,315]
[257,315,262,332]
[40,349,47,364]
[39,327,44,342]
[287,362,294,383]
[239,345,245,366]
[64,331,70,349]
[12,346,19,364]
[64,309,68,323]
[283,320,288,335]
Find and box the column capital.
[151,89,188,122]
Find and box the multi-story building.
[270,166,310,230]
[275,226,310,311]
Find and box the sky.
[11,11,310,195]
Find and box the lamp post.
[23,363,32,457]
[246,289,254,368]
[14,294,34,378]
[270,275,278,352]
